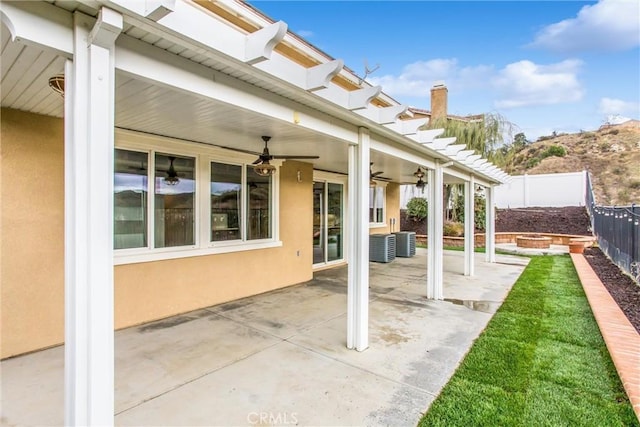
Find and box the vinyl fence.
[494,171,587,208]
[586,172,640,283]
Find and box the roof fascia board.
[0,0,74,56]
[115,34,359,144]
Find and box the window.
[211,162,242,241]
[369,185,385,225]
[154,153,196,248]
[246,166,272,240]
[114,134,279,263]
[114,149,148,249]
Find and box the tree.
[425,112,513,221]
[426,112,514,162]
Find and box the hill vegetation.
[496,121,640,206]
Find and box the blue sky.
[249,0,640,141]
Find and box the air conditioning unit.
[369,234,396,263]
[393,231,416,257]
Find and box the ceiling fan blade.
[371,171,384,177]
[252,158,263,165]
[271,155,320,160]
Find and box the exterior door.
[313,180,344,266]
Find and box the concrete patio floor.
[1,249,528,427]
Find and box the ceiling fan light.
[48,74,65,97]
[370,179,377,187]
[254,163,276,177]
[164,175,180,186]
[413,167,425,179]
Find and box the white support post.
[347,128,370,351]
[427,163,444,299]
[464,175,475,276]
[65,9,121,426]
[485,185,496,263]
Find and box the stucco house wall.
[1,108,316,358]
[1,108,66,358]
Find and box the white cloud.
[367,59,493,98]
[529,0,640,53]
[493,59,584,108]
[598,97,640,116]
[296,30,314,38]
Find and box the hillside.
[503,120,640,206]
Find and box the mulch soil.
[495,206,592,236]
[583,247,640,334]
[400,206,640,332]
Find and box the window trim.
[114,129,281,265]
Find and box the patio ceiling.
[1,20,470,185]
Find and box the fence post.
[633,204,637,278]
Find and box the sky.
[248,0,640,142]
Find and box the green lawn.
[419,255,638,427]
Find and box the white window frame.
[369,181,387,228]
[114,129,281,265]
[312,170,348,268]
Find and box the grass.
[418,255,638,427]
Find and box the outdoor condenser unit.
[393,231,416,257]
[369,234,396,263]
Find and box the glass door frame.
[313,171,347,268]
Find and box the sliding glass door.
[313,180,344,266]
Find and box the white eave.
[7,0,508,184]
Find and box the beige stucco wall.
[370,182,400,235]
[1,107,314,358]
[1,108,65,358]
[114,160,313,329]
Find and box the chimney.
[430,81,448,122]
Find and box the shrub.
[453,192,487,231]
[540,145,566,158]
[629,180,640,189]
[443,221,464,237]
[525,158,540,169]
[406,197,428,221]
